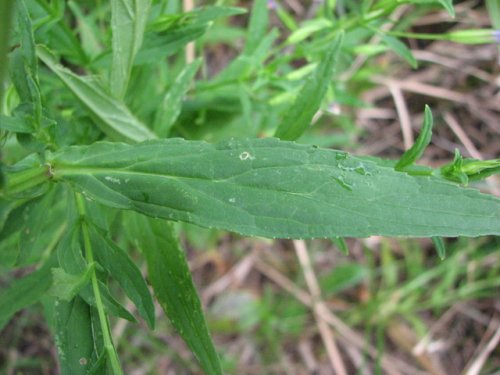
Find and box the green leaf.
[149,6,246,32]
[134,25,207,65]
[332,237,349,255]
[54,296,95,375]
[0,0,14,103]
[287,18,333,44]
[110,0,152,98]
[0,255,55,330]
[244,0,269,55]
[274,33,343,140]
[380,34,418,69]
[395,105,433,171]
[125,213,222,375]
[409,0,455,18]
[81,281,137,323]
[27,1,88,65]
[431,237,446,260]
[0,114,33,133]
[48,138,500,238]
[89,224,155,328]
[36,46,156,143]
[486,0,500,29]
[10,0,43,129]
[440,150,500,184]
[49,265,95,301]
[56,222,137,322]
[435,0,455,18]
[17,187,67,266]
[154,58,202,138]
[16,0,38,80]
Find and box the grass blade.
[48,138,500,238]
[274,33,343,140]
[125,213,223,375]
[110,0,151,98]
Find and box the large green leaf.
[110,0,151,98]
[48,138,500,238]
[125,213,222,375]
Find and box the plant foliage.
[0,0,498,374]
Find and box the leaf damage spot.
[104,176,121,184]
[239,151,255,161]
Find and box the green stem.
[385,30,449,41]
[76,194,124,375]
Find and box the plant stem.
[76,193,124,375]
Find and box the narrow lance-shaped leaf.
[37,46,156,143]
[16,0,38,80]
[380,33,418,69]
[244,0,269,55]
[0,0,14,102]
[431,237,446,260]
[53,296,95,375]
[89,224,155,328]
[125,213,223,375]
[395,105,433,171]
[11,0,43,129]
[47,138,500,238]
[57,223,137,322]
[437,0,455,18]
[274,33,343,140]
[110,0,151,98]
[154,58,202,138]
[332,237,349,255]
